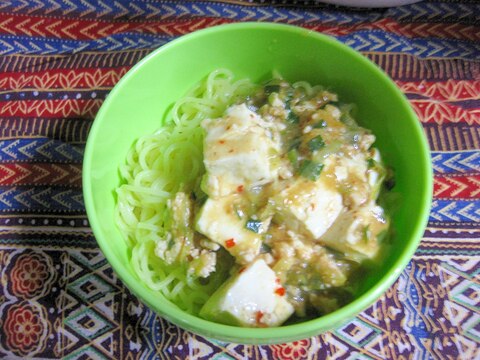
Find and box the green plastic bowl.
[83,22,432,344]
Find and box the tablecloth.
[0,0,478,359]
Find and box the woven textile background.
[0,0,479,359]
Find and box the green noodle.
[116,69,257,314]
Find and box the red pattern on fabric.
[397,80,480,101]
[410,100,480,124]
[434,175,480,199]
[302,18,480,42]
[0,13,232,39]
[3,303,47,357]
[0,99,103,118]
[271,339,311,360]
[2,11,479,45]
[0,163,82,187]
[0,67,130,90]
[10,253,51,297]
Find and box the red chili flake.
[275,287,286,296]
[275,278,281,284]
[237,185,244,193]
[256,311,264,324]
[225,238,236,248]
[239,266,247,274]
[219,140,225,144]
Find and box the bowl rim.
[83,21,433,344]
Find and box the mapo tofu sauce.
[158,78,392,326]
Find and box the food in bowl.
[116,69,393,328]
[83,22,432,343]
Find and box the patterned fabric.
[0,0,479,358]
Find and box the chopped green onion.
[312,140,342,162]
[285,88,294,109]
[367,158,376,169]
[246,219,263,233]
[313,120,327,128]
[307,135,325,152]
[322,100,340,109]
[362,225,371,243]
[287,111,299,124]
[299,160,324,181]
[264,84,280,95]
[268,92,280,106]
[260,243,272,253]
[289,138,301,150]
[287,148,299,167]
[325,246,345,259]
[339,104,359,128]
[376,229,388,244]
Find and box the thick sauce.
[156,79,391,326]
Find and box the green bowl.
[83,22,432,344]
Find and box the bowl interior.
[83,23,432,344]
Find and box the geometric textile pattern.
[0,0,479,358]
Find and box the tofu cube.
[273,177,343,239]
[195,195,263,263]
[200,259,294,327]
[320,202,388,261]
[202,104,279,197]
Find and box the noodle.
[116,69,257,314]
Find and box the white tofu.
[273,177,343,239]
[201,104,279,198]
[320,202,388,260]
[195,196,263,263]
[199,259,294,327]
